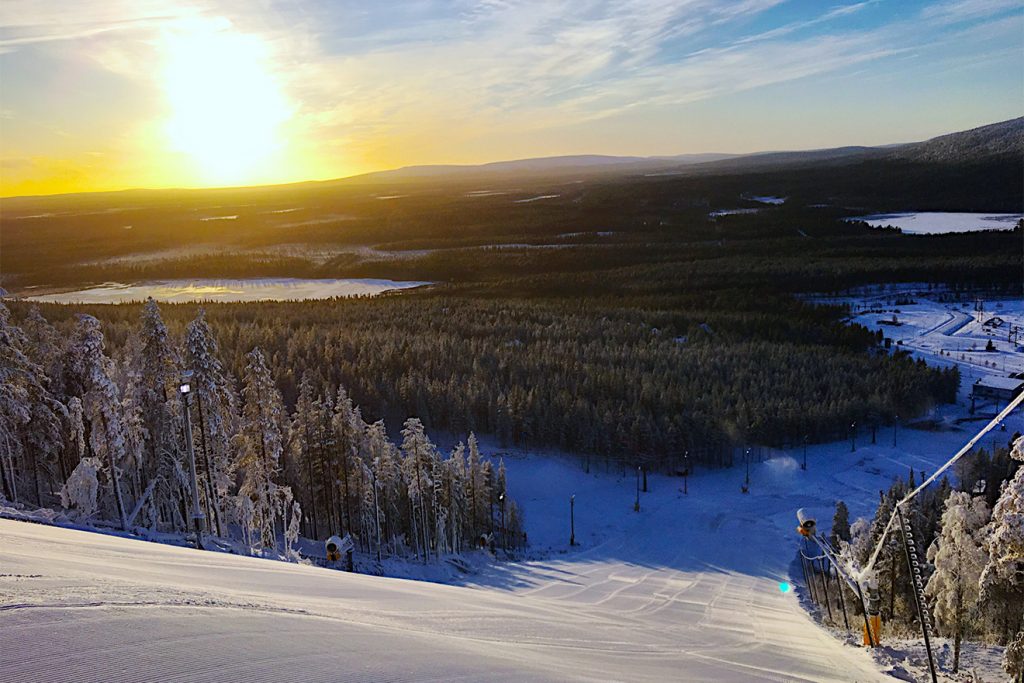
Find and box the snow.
[198,215,238,221]
[848,212,1022,234]
[16,278,431,304]
[6,396,1022,681]
[748,196,787,205]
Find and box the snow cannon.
[325,534,355,571]
[796,508,816,537]
[326,536,344,562]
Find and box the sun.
[163,23,291,185]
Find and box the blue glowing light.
[779,582,791,593]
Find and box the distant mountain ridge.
[353,117,1024,181]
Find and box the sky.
[0,0,1021,196]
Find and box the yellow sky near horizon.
[1,1,1021,198]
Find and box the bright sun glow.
[163,23,291,185]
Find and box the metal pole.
[634,466,640,512]
[800,554,816,604]
[855,582,876,648]
[683,452,689,495]
[893,415,898,448]
[180,387,205,550]
[569,495,576,546]
[850,422,856,452]
[816,558,834,621]
[500,494,506,550]
[744,448,750,492]
[835,566,850,631]
[896,504,938,683]
[802,435,808,471]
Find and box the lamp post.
[569,494,576,546]
[893,415,898,448]
[802,435,808,471]
[499,493,506,550]
[179,371,206,549]
[683,450,689,495]
[634,466,641,512]
[850,422,857,452]
[743,447,751,493]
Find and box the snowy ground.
[834,294,1024,392]
[4,398,1021,681]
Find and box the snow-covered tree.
[1004,630,1024,683]
[185,309,237,537]
[0,302,66,506]
[402,417,436,559]
[68,315,130,530]
[60,456,101,519]
[924,491,989,672]
[831,501,851,550]
[979,436,1024,644]
[234,347,286,551]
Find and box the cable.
[858,390,1024,580]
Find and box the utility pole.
[634,466,641,512]
[569,494,576,546]
[179,371,205,550]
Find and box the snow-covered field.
[4,395,1020,682]
[835,294,1024,390]
[848,212,1022,234]
[15,278,431,304]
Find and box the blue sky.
[0,0,1021,194]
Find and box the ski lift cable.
[859,390,1024,579]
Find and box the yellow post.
[862,615,881,646]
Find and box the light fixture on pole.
[569,494,576,546]
[499,493,506,550]
[634,466,640,512]
[180,370,206,549]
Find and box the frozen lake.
[849,211,1022,234]
[19,278,430,304]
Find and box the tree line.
[829,439,1023,678]
[0,300,523,561]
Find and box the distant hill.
[362,152,738,180]
[350,117,1024,182]
[891,117,1024,163]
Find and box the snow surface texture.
[839,294,1024,386]
[849,212,1022,235]
[17,278,431,305]
[6,399,1023,682]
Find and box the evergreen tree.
[234,347,286,551]
[68,315,130,530]
[924,491,989,672]
[979,436,1024,643]
[831,500,851,550]
[185,308,237,537]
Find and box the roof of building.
[974,375,1024,391]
